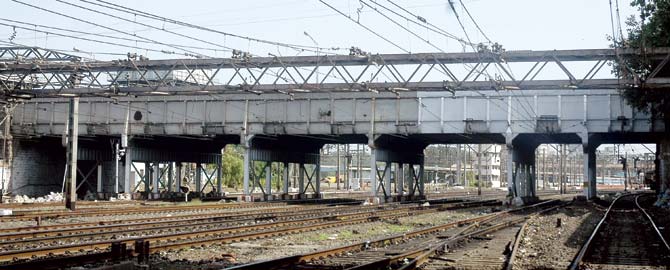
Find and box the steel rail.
[0,202,378,236]
[0,200,499,263]
[567,193,669,270]
[567,194,626,270]
[225,199,560,270]
[634,195,670,252]
[388,200,566,270]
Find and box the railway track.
[0,199,501,269]
[225,199,563,270]
[0,201,287,222]
[1,201,484,251]
[569,193,670,270]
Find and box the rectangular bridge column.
[152,163,160,198]
[176,163,182,192]
[370,148,378,197]
[282,162,289,195]
[97,164,102,194]
[144,162,151,195]
[167,163,173,192]
[216,158,222,195]
[265,162,272,200]
[506,144,514,198]
[195,163,202,194]
[383,162,391,199]
[511,142,538,205]
[408,165,415,197]
[396,163,404,196]
[418,162,425,197]
[243,147,251,196]
[315,159,321,198]
[585,146,597,199]
[298,163,305,198]
[123,143,132,194]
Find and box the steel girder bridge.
[0,46,669,204]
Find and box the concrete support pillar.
[65,98,79,210]
[408,165,415,196]
[660,142,670,192]
[195,163,202,194]
[370,148,378,197]
[506,144,515,197]
[243,147,251,195]
[510,142,538,205]
[167,163,173,192]
[216,158,222,195]
[96,164,102,193]
[123,144,132,194]
[384,162,391,198]
[418,163,425,196]
[144,162,151,194]
[585,146,597,199]
[396,163,404,195]
[152,163,160,196]
[315,159,321,197]
[298,163,305,195]
[176,163,182,191]
[265,162,272,199]
[282,162,289,194]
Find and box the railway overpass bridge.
[1,46,669,204]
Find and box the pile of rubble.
[12,192,63,203]
[654,189,670,208]
[109,193,132,201]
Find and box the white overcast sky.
[0,0,638,59]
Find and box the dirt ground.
[154,206,498,266]
[512,202,605,270]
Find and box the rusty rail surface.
[0,199,501,269]
[226,200,561,270]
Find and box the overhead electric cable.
[457,0,491,43]
[56,0,234,53]
[0,18,223,53]
[359,0,445,53]
[10,0,207,58]
[368,0,473,46]
[89,0,341,54]
[0,22,192,57]
[318,0,410,53]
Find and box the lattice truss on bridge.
[1,46,669,97]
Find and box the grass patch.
[305,233,331,242]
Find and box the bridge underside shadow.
[8,134,238,199]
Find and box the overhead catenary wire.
[0,22,193,57]
[359,0,445,53]
[71,0,350,86]
[360,0,537,130]
[445,1,537,121]
[10,0,208,58]
[369,0,474,47]
[55,0,235,54]
[0,18,224,53]
[457,0,491,43]
[88,0,342,54]
[318,0,410,53]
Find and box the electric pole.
[477,144,482,196]
[542,147,546,190]
[336,144,340,190]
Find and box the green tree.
[620,0,670,191]
[221,145,244,189]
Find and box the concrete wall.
[9,139,65,197]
